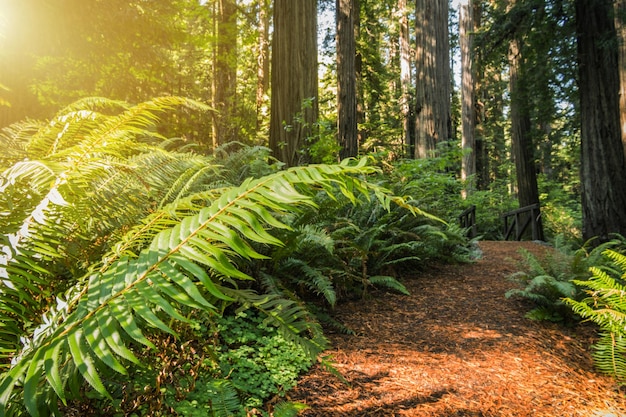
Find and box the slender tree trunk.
[576,0,626,242]
[214,0,238,146]
[256,0,270,133]
[355,0,364,150]
[269,0,318,167]
[211,2,219,149]
[414,0,451,158]
[508,34,540,209]
[337,0,358,159]
[616,0,626,160]
[460,2,476,198]
[472,0,489,190]
[399,0,413,157]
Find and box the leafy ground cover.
[284,241,626,416]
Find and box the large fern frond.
[565,249,626,379]
[0,158,415,415]
[0,98,215,365]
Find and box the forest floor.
[283,241,626,417]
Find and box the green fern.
[272,401,309,417]
[1,158,423,415]
[205,379,241,417]
[565,249,626,379]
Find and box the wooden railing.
[458,205,477,238]
[502,203,544,241]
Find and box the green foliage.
[164,378,241,417]
[507,236,626,323]
[217,311,314,409]
[0,97,440,415]
[565,248,626,380]
[538,176,582,243]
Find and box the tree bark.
[214,0,238,145]
[337,0,358,160]
[256,0,271,132]
[616,0,626,160]
[460,2,476,198]
[399,0,413,157]
[508,33,540,209]
[576,0,626,242]
[414,0,451,158]
[269,0,318,167]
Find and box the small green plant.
[505,244,581,322]
[217,311,314,409]
[565,248,626,380]
[506,236,626,323]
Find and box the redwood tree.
[269,0,318,167]
[337,0,359,159]
[414,0,451,158]
[460,1,476,197]
[576,0,626,242]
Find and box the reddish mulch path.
[285,241,626,417]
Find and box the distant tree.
[507,1,540,210]
[337,0,359,159]
[269,0,319,167]
[616,0,626,160]
[256,0,271,132]
[213,0,238,146]
[576,0,626,241]
[460,1,476,197]
[399,0,413,156]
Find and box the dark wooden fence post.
[458,205,477,238]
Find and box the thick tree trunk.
[337,0,358,160]
[269,0,318,167]
[414,0,451,158]
[460,2,476,198]
[399,0,413,157]
[508,35,540,209]
[576,0,626,242]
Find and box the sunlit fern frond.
[0,121,42,166]
[0,157,419,415]
[0,97,214,371]
[566,249,626,379]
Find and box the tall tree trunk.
[616,0,626,160]
[414,0,451,158]
[256,0,271,133]
[460,2,476,198]
[399,0,413,157]
[337,0,358,159]
[508,34,540,209]
[576,0,626,242]
[269,0,318,167]
[214,0,238,146]
[472,0,489,190]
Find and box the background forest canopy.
[1,0,626,243]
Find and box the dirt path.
[285,241,626,416]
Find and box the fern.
[205,379,241,417]
[565,249,626,379]
[0,97,215,364]
[367,275,410,295]
[272,401,309,417]
[0,155,423,415]
[0,97,437,415]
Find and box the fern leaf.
[367,275,410,295]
